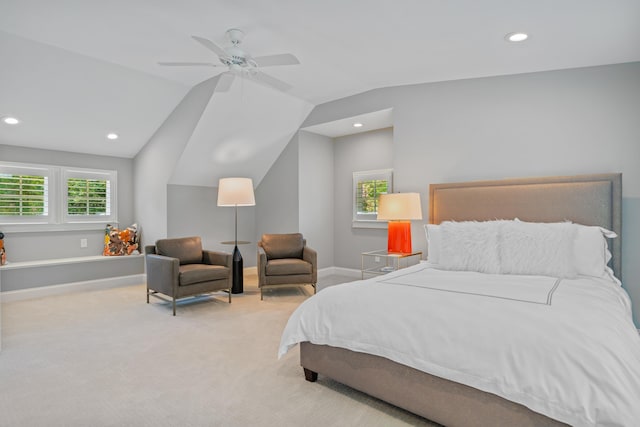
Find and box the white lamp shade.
[377,193,422,220]
[217,177,256,206]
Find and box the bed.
[279,174,640,426]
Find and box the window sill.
[0,221,118,234]
[352,220,388,229]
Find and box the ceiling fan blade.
[252,53,300,67]
[191,35,227,58]
[214,72,235,92]
[158,61,220,67]
[252,71,293,92]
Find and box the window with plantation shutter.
[67,178,109,215]
[352,169,393,228]
[0,164,51,224]
[63,168,116,223]
[0,161,117,230]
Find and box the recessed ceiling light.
[505,32,529,42]
[2,116,20,125]
[353,123,363,128]
[106,133,119,140]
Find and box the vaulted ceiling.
[1,0,639,186]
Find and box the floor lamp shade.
[217,177,256,207]
[377,193,422,253]
[217,177,255,294]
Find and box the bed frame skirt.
[300,342,567,427]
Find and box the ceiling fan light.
[106,133,119,140]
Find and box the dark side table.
[221,241,250,294]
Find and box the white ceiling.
[1,0,639,183]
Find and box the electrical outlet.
[80,238,88,248]
[375,256,380,262]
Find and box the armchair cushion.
[156,236,203,265]
[261,233,304,260]
[179,264,230,286]
[266,258,313,276]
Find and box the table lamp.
[217,177,255,293]
[377,193,422,253]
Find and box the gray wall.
[1,256,143,292]
[133,76,219,247]
[298,131,334,269]
[0,144,135,262]
[303,62,640,325]
[167,184,256,267]
[255,134,300,240]
[332,128,394,269]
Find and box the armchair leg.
[173,297,176,316]
[313,283,317,294]
[228,289,232,304]
[146,286,150,303]
[261,288,263,301]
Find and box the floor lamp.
[217,177,255,294]
[377,193,422,254]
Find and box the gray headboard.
[429,174,622,279]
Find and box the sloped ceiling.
[1,1,639,186]
[169,77,313,187]
[0,31,189,158]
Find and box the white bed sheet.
[279,262,640,427]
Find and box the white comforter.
[279,263,640,427]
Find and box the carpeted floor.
[0,273,438,427]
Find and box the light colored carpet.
[0,273,438,427]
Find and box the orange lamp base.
[387,220,412,254]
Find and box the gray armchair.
[145,236,232,315]
[257,233,317,300]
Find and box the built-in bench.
[0,254,145,302]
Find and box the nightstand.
[361,250,422,279]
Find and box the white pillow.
[438,220,503,274]
[424,223,442,264]
[500,221,577,278]
[573,224,616,278]
[426,219,617,280]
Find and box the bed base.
[301,342,567,427]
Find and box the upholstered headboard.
[429,174,622,278]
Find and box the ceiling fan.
[159,28,300,93]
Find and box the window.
[352,169,393,228]
[0,161,117,231]
[0,163,52,224]
[67,178,108,215]
[63,168,116,223]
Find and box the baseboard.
[1,274,146,303]
[318,267,361,279]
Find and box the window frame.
[0,162,56,226]
[62,168,117,224]
[352,168,393,229]
[0,161,117,232]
